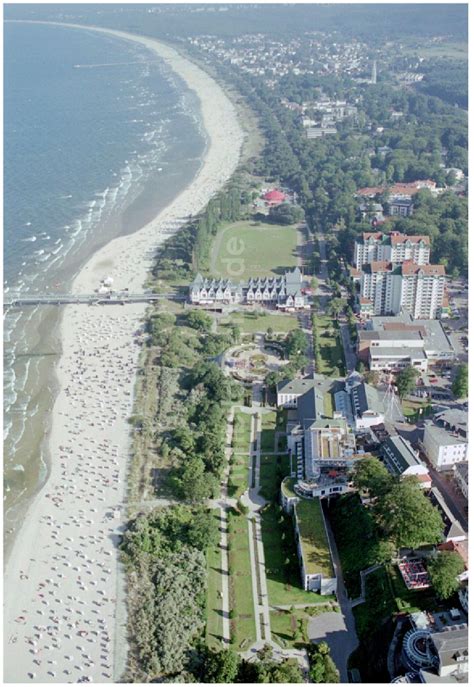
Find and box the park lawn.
[271,604,337,649]
[228,511,256,650]
[260,410,277,452]
[228,451,250,499]
[314,315,345,377]
[402,398,431,420]
[206,510,224,649]
[259,454,290,501]
[261,503,330,606]
[211,220,298,280]
[219,311,299,335]
[270,608,309,648]
[232,411,252,453]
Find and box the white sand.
[4,24,243,684]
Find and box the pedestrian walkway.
[350,564,382,607]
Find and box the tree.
[269,202,305,225]
[396,365,420,399]
[178,456,219,502]
[185,309,213,332]
[327,297,346,318]
[352,457,393,498]
[427,551,465,600]
[374,476,444,549]
[186,510,220,550]
[285,328,307,358]
[452,363,468,399]
[308,642,340,683]
[202,648,241,683]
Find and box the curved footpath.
[4,22,243,684]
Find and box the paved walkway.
[239,409,309,673]
[351,564,382,607]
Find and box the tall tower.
[371,60,377,85]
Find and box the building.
[434,409,468,439]
[293,497,337,594]
[334,375,385,430]
[358,260,445,319]
[422,423,468,472]
[430,625,469,679]
[389,197,414,217]
[357,313,455,371]
[401,612,468,680]
[277,374,385,431]
[353,231,431,270]
[189,267,308,310]
[399,262,446,320]
[358,202,384,222]
[380,435,431,487]
[454,462,468,499]
[458,583,468,614]
[261,189,287,206]
[430,487,467,543]
[356,180,437,200]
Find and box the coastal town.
[3,4,468,686]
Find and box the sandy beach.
[4,23,243,684]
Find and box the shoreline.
[3,21,209,557]
[4,23,244,684]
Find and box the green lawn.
[261,503,331,606]
[219,311,299,335]
[271,604,338,649]
[402,398,432,421]
[232,411,252,453]
[228,451,250,499]
[260,454,290,501]
[228,511,256,649]
[260,410,277,452]
[314,315,345,377]
[210,220,298,280]
[206,510,224,649]
[295,500,334,577]
[271,608,309,648]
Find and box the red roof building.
[262,189,287,205]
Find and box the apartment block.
[353,231,430,270]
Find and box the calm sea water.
[3,22,206,554]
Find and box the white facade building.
[455,463,468,499]
[359,261,445,319]
[353,231,430,270]
[423,423,468,471]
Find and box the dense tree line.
[122,506,219,681]
[152,181,245,282]
[165,361,242,501]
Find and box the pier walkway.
[4,292,185,308]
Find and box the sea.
[3,21,206,558]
